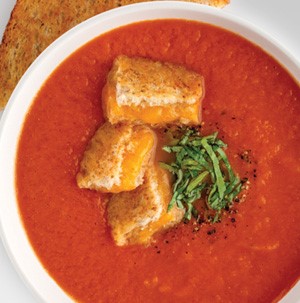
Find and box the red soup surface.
[16,20,300,303]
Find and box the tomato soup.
[16,20,300,303]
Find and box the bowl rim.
[0,1,299,302]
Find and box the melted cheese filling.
[102,84,202,125]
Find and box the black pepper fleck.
[241,177,248,184]
[207,228,216,235]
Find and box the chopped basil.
[160,128,242,221]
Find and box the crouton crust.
[112,55,203,107]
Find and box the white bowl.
[0,2,299,302]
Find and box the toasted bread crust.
[0,0,229,109]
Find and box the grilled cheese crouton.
[76,122,156,193]
[102,56,204,126]
[107,165,184,246]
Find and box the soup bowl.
[0,2,299,302]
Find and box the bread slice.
[76,122,156,193]
[102,55,204,126]
[107,165,184,246]
[0,0,229,110]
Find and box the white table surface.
[0,0,299,302]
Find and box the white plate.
[0,1,299,302]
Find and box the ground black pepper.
[207,228,216,235]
